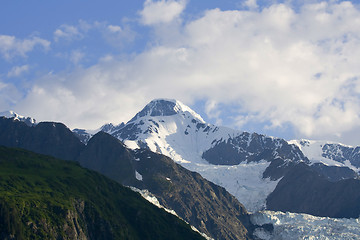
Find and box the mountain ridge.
[0,146,206,240]
[91,99,360,214]
[0,116,254,240]
[2,100,360,218]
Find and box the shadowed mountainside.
[0,146,205,240]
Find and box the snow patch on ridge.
[289,139,360,172]
[0,110,36,125]
[130,187,214,240]
[135,170,143,181]
[289,139,343,166]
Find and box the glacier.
[252,210,360,240]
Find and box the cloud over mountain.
[4,1,360,145]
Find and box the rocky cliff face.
[0,117,84,161]
[266,163,360,218]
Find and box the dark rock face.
[311,163,359,182]
[79,133,254,240]
[262,158,298,181]
[77,132,137,186]
[0,117,84,160]
[202,132,309,180]
[266,163,360,218]
[203,132,308,165]
[321,143,360,168]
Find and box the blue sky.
[1,0,360,145]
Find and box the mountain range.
[1,98,360,239]
[0,116,253,240]
[87,99,360,215]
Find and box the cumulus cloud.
[139,0,187,25]
[107,25,122,33]
[0,35,50,60]
[54,24,83,42]
[53,21,135,49]
[53,20,95,42]
[242,0,259,10]
[0,80,22,110]
[101,23,136,48]
[13,1,360,145]
[69,49,85,65]
[205,100,223,125]
[7,65,30,77]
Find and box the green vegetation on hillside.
[0,146,205,240]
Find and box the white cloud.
[53,20,94,42]
[7,65,30,77]
[107,25,122,33]
[54,24,83,42]
[69,49,85,65]
[0,35,50,60]
[13,1,360,145]
[0,80,22,110]
[53,21,135,49]
[139,0,187,25]
[242,0,258,10]
[102,23,136,48]
[205,100,222,125]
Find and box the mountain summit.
[129,99,205,123]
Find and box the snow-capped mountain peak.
[0,110,36,126]
[289,139,360,171]
[105,98,310,211]
[129,98,205,123]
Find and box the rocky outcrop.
[0,117,84,161]
[266,163,360,218]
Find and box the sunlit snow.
[135,170,143,181]
[122,100,279,211]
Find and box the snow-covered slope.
[105,99,307,211]
[0,110,36,126]
[251,210,360,240]
[289,139,360,172]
